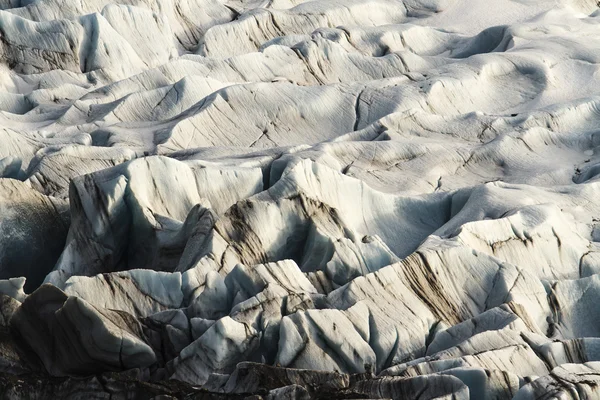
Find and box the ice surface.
[1,0,600,398]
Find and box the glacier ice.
[1,0,600,398]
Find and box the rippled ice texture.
[1,0,600,398]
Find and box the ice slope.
[1,0,600,398]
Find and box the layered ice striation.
[1,0,600,398]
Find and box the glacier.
[1,0,600,398]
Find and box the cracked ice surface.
[1,0,600,398]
